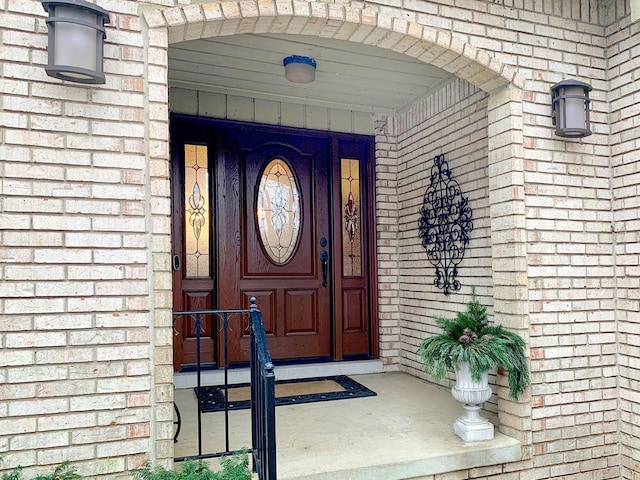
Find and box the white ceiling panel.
[169,33,453,114]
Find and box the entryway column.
[487,85,532,450]
[373,115,402,368]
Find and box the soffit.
[168,33,454,115]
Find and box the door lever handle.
[320,250,329,287]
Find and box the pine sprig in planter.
[418,289,530,400]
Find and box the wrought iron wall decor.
[418,154,473,295]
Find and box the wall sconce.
[41,0,110,84]
[283,55,317,84]
[551,80,592,138]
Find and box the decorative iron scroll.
[418,154,473,295]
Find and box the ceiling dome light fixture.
[283,55,317,84]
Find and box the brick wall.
[608,2,640,478]
[1,0,638,478]
[387,75,532,446]
[0,0,173,477]
[374,114,403,369]
[392,78,493,392]
[515,1,621,478]
[371,0,626,478]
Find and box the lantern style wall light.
[41,0,110,84]
[283,55,317,84]
[551,79,593,138]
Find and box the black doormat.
[194,375,376,413]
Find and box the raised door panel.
[177,284,216,366]
[342,288,365,332]
[341,287,369,357]
[242,290,276,336]
[284,289,318,334]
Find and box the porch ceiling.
[168,33,453,114]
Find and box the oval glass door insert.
[256,158,301,264]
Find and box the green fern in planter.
[418,290,530,400]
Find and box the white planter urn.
[450,362,494,442]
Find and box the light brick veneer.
[1,0,638,479]
[609,3,640,478]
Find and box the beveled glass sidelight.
[184,144,210,278]
[256,159,301,264]
[341,158,362,276]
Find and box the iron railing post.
[173,300,277,479]
[194,312,203,457]
[249,297,277,480]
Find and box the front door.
[171,116,377,371]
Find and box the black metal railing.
[249,300,277,480]
[172,298,276,480]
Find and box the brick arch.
[146,1,524,94]
[144,0,530,466]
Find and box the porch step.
[173,359,384,389]
[274,373,522,480]
[278,436,521,480]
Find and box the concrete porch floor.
[173,372,522,480]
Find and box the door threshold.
[173,359,384,389]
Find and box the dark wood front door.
[171,116,377,371]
